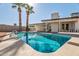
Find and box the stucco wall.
[35,25,45,31]
[51,23,58,32]
[75,18,79,32]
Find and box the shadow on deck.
[0,40,24,56]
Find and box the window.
[66,24,69,30]
[62,24,64,30]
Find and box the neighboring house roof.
[42,16,79,21]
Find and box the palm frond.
[12,3,23,8]
[30,6,33,10]
[12,5,16,8]
[30,10,35,14]
[20,3,34,14]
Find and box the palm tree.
[21,4,34,44]
[12,3,23,32]
[22,4,34,31]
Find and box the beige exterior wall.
[29,26,36,31]
[51,23,59,32]
[75,18,79,32]
[29,23,45,32]
[35,24,45,31]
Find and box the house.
[29,12,79,32]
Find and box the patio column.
[45,23,48,32]
[58,20,61,32]
[35,25,37,32]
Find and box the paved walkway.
[0,35,79,56]
[0,39,55,56]
[0,32,9,37]
[59,32,79,37]
[53,37,79,56]
[59,32,79,35]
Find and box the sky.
[0,3,79,26]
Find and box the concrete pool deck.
[0,34,79,56]
[53,37,79,56]
[59,32,79,37]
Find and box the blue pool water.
[17,32,71,53]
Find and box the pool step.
[68,42,79,46]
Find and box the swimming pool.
[17,32,71,53]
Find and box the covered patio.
[42,18,78,32]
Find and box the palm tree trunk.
[18,7,22,32]
[26,11,29,44]
[26,11,29,32]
